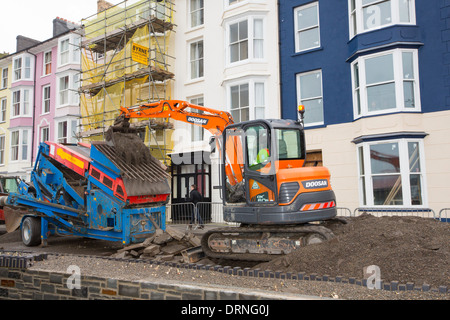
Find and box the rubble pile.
[110,226,213,265]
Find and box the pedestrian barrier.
[166,202,236,226]
[336,207,352,217]
[353,207,436,219]
[438,208,450,222]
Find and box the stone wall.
[0,267,301,300]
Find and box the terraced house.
[0,19,80,179]
[0,55,12,172]
[278,0,450,214]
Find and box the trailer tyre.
[21,217,41,247]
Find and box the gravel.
[29,255,448,300]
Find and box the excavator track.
[201,224,335,262]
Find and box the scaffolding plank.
[79,66,174,95]
[82,17,174,53]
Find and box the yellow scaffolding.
[78,0,175,164]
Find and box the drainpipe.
[27,50,37,170]
[277,0,284,120]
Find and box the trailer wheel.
[21,217,41,247]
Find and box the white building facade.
[170,0,281,205]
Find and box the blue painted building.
[278,0,450,212]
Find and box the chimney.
[98,0,114,13]
[16,35,41,52]
[53,17,80,37]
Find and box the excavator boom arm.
[119,100,233,136]
[116,100,243,186]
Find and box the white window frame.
[11,87,33,118]
[55,117,78,144]
[349,0,416,38]
[294,2,321,53]
[1,67,8,89]
[189,96,205,142]
[351,48,420,119]
[357,138,427,208]
[13,57,22,81]
[10,129,30,162]
[43,50,52,76]
[189,39,204,80]
[226,77,267,123]
[57,72,79,107]
[57,120,68,144]
[40,126,50,144]
[12,54,33,82]
[0,98,6,123]
[0,134,5,165]
[58,34,81,67]
[225,16,265,66]
[42,85,51,114]
[296,69,324,127]
[189,0,204,29]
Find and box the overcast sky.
[0,0,122,54]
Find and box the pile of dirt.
[257,214,450,288]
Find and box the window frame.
[189,0,204,29]
[0,98,6,123]
[58,34,81,67]
[189,39,204,80]
[42,85,51,114]
[40,126,50,143]
[11,87,33,118]
[12,54,33,82]
[10,129,30,162]
[57,72,79,107]
[189,96,205,142]
[296,69,324,127]
[0,134,5,165]
[1,67,8,89]
[351,48,421,119]
[294,2,321,53]
[43,50,52,76]
[348,0,416,38]
[227,77,267,123]
[225,16,265,66]
[356,138,427,208]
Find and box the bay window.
[357,138,426,207]
[351,49,420,118]
[10,129,30,162]
[227,16,264,65]
[228,79,266,123]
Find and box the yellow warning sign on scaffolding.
[131,43,149,65]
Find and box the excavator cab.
[222,118,336,225]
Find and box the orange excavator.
[109,100,337,261]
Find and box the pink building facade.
[5,19,80,179]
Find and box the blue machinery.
[4,141,170,246]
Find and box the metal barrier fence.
[165,203,449,225]
[166,202,238,226]
[336,207,352,217]
[353,207,437,219]
[438,208,450,222]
